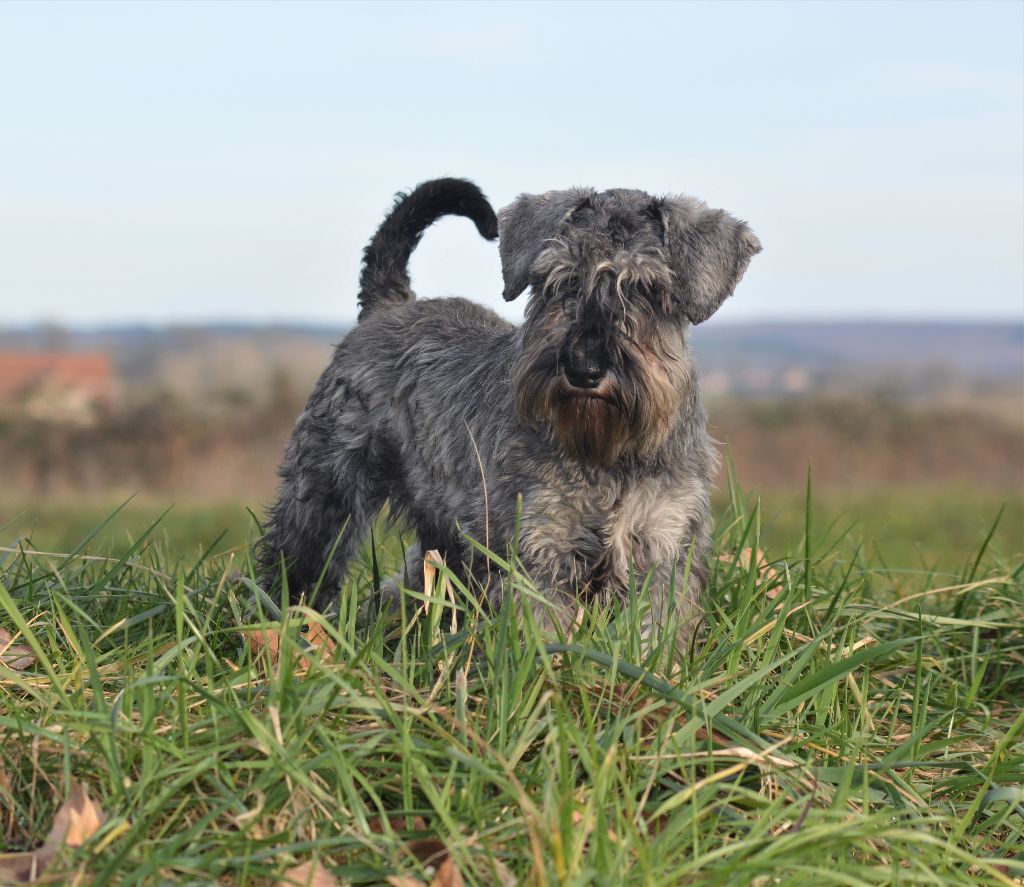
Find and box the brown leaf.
[718,547,782,595]
[0,851,40,884]
[422,551,440,604]
[488,859,517,887]
[389,829,477,887]
[404,838,448,866]
[429,857,464,887]
[421,550,453,623]
[248,621,336,670]
[0,769,13,838]
[0,781,106,884]
[279,860,339,887]
[391,837,469,887]
[367,815,427,834]
[301,622,337,658]
[248,627,282,663]
[53,783,106,848]
[0,627,35,671]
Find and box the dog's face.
[500,188,760,468]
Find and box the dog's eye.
[556,294,578,318]
[549,279,580,307]
[542,273,579,300]
[636,282,662,306]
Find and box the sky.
[0,0,1022,327]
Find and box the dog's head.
[501,187,760,468]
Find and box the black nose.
[564,339,607,389]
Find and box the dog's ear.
[659,196,761,325]
[498,188,595,300]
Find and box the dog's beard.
[549,392,630,468]
[514,359,675,469]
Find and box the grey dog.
[259,177,760,643]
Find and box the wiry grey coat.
[259,177,760,644]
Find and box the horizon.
[1,0,1022,326]
[3,314,1024,333]
[2,315,1023,340]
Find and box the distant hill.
[1,320,1020,403]
[698,320,1022,373]
[692,321,1023,397]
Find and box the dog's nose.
[565,361,605,389]
[564,341,607,389]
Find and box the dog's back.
[260,180,504,605]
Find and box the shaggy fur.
[259,178,760,644]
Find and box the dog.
[259,177,760,645]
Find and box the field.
[1,332,1022,883]
[3,485,1021,573]
[1,485,1022,885]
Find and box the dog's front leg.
[514,520,595,638]
[640,553,705,650]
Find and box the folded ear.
[659,195,761,324]
[498,188,595,300]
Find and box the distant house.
[0,352,118,422]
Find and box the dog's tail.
[357,178,498,319]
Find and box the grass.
[0,481,1022,885]
[752,487,1023,571]
[2,485,1020,570]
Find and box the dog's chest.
[520,475,703,587]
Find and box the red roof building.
[0,352,118,421]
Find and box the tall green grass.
[3,486,1020,571]
[1,482,1021,884]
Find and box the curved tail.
[357,178,498,319]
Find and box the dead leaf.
[368,815,427,834]
[422,550,453,624]
[429,857,464,887]
[489,859,517,887]
[0,853,39,883]
[0,627,35,671]
[279,860,339,887]
[0,781,106,884]
[0,769,13,838]
[248,621,336,670]
[422,551,439,606]
[389,836,471,887]
[55,783,106,848]
[301,622,337,657]
[248,627,282,662]
[384,857,466,887]
[718,547,782,596]
[404,838,448,866]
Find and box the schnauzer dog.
[259,177,760,644]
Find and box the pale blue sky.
[1,0,1021,326]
